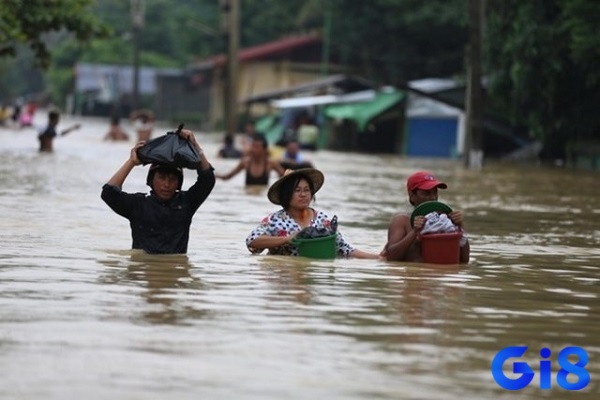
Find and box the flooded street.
[1,112,599,399]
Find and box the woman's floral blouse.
[246,208,354,257]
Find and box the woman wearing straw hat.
[246,168,380,258]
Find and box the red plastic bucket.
[420,232,461,264]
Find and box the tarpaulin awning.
[323,89,404,131]
[255,114,284,144]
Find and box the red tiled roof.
[200,33,322,68]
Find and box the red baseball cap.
[406,171,447,192]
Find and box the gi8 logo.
[491,346,590,390]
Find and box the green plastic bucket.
[292,234,337,259]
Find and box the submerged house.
[318,87,405,153]
[402,78,466,158]
[176,32,350,129]
[246,76,468,155]
[71,33,340,125]
[248,76,469,155]
[401,78,536,159]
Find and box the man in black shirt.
[101,129,215,254]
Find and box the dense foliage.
[326,0,468,84]
[485,0,600,159]
[0,0,109,67]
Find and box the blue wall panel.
[406,117,458,157]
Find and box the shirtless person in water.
[384,171,470,263]
[216,134,284,185]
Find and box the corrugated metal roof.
[271,90,376,109]
[243,74,379,104]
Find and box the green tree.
[0,0,110,69]
[485,0,600,160]
[240,0,319,47]
[327,0,469,84]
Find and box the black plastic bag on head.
[136,124,202,169]
[296,215,338,239]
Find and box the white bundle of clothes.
[420,211,468,247]
[420,212,459,235]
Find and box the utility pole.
[465,0,484,169]
[131,0,145,112]
[221,0,240,137]
[321,5,332,76]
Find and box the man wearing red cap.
[384,171,470,263]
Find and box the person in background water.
[279,139,313,169]
[246,168,380,259]
[384,171,470,263]
[10,98,22,127]
[19,100,37,127]
[295,113,319,150]
[100,129,215,254]
[241,120,259,155]
[130,109,155,142]
[217,134,242,159]
[0,103,11,125]
[279,138,313,170]
[216,134,285,186]
[38,110,80,153]
[104,116,129,141]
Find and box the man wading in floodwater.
[101,129,215,254]
[384,171,470,263]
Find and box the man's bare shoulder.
[389,212,410,224]
[387,213,412,233]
